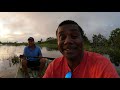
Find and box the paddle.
[19,55,55,60]
[27,56,55,60]
[34,57,55,60]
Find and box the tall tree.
[109,28,120,48]
[108,28,120,66]
[92,33,107,48]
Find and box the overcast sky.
[0,12,120,42]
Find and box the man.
[43,20,119,78]
[21,37,46,78]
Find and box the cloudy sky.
[0,12,120,42]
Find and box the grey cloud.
[1,12,120,42]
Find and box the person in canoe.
[43,20,119,78]
[20,37,46,78]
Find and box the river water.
[0,45,62,78]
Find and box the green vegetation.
[36,37,58,50]
[11,55,20,65]
[1,42,27,46]
[90,28,120,66]
[39,43,58,50]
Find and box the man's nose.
[64,36,73,44]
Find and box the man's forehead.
[59,24,79,29]
[58,24,80,33]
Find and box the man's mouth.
[63,46,78,52]
[64,48,73,51]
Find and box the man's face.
[57,24,84,60]
[28,40,34,46]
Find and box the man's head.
[56,20,84,60]
[28,37,35,47]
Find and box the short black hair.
[56,20,84,38]
[28,37,34,41]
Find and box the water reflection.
[0,45,62,60]
[0,45,25,61]
[0,45,62,70]
[41,47,62,58]
[46,47,58,51]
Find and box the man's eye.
[72,36,78,39]
[60,36,66,40]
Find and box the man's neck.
[29,44,35,49]
[66,53,84,72]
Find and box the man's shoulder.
[52,56,64,63]
[85,51,108,59]
[35,45,40,49]
[24,46,29,49]
[84,51,110,64]
[49,56,64,67]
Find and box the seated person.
[20,37,46,78]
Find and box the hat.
[28,37,34,41]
